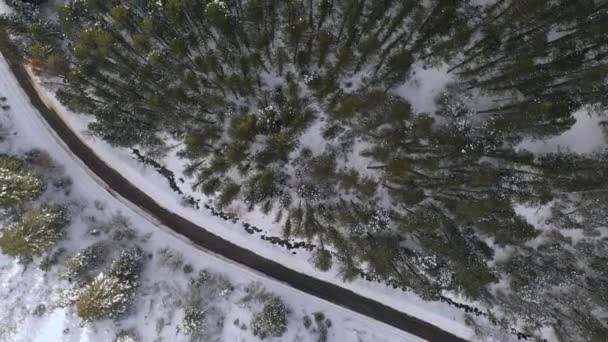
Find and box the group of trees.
[0,155,67,260]
[2,0,608,340]
[0,147,143,324]
[72,246,144,322]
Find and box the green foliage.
[0,207,67,258]
[64,243,106,284]
[7,2,608,338]
[384,49,413,83]
[265,132,294,161]
[75,273,133,323]
[0,156,44,208]
[29,42,51,60]
[230,115,257,141]
[312,248,332,272]
[217,182,240,208]
[453,264,496,299]
[183,132,208,156]
[109,6,129,26]
[46,53,69,75]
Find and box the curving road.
[1,52,470,342]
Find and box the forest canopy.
[2,0,608,341]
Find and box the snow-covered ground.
[392,64,453,115]
[0,1,11,15]
[519,107,606,154]
[0,53,431,341]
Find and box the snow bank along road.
[0,51,469,342]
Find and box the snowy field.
[0,52,431,341]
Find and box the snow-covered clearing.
[23,62,480,339]
[392,64,453,115]
[519,107,606,154]
[0,1,11,15]
[0,54,427,341]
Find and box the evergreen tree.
[496,232,608,342]
[0,207,67,258]
[64,243,107,285]
[0,156,44,208]
[251,298,288,340]
[312,248,332,272]
[75,272,134,323]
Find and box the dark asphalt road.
[2,53,470,342]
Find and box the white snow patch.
[519,107,606,154]
[0,0,13,15]
[392,64,453,114]
[513,203,552,231]
[299,117,327,155]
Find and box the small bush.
[318,324,329,342]
[251,298,288,339]
[183,264,194,274]
[180,306,206,336]
[115,330,137,342]
[52,176,73,191]
[111,246,144,282]
[313,313,332,342]
[157,247,184,271]
[312,249,332,272]
[303,315,312,329]
[313,312,325,322]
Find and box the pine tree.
[496,232,608,342]
[312,248,332,272]
[64,243,107,285]
[4,0,42,21]
[251,298,288,339]
[0,156,44,208]
[75,272,134,323]
[0,207,66,258]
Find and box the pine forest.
[1,1,608,341]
